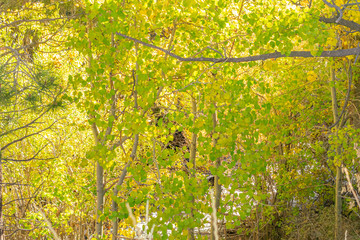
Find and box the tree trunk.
[111,150,136,239]
[91,122,104,239]
[188,97,197,240]
[211,108,221,240]
[330,65,342,240]
[0,150,4,240]
[111,42,139,240]
[111,161,129,240]
[95,161,104,238]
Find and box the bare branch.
[0,17,74,31]
[0,183,31,186]
[322,0,343,23]
[3,197,35,207]
[344,167,360,211]
[0,109,50,137]
[115,33,360,62]
[110,135,130,151]
[207,47,224,58]
[3,144,53,162]
[329,64,352,129]
[1,120,59,151]
[33,205,61,240]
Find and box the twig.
[329,64,352,129]
[1,119,60,151]
[0,17,75,30]
[343,167,360,210]
[33,205,61,240]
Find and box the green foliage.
[3,0,360,239]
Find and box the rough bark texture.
[320,16,360,32]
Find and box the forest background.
[1,0,360,239]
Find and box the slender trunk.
[92,121,104,238]
[330,65,342,240]
[110,136,138,239]
[111,42,139,240]
[110,158,133,239]
[86,16,104,239]
[0,150,4,240]
[87,17,114,239]
[153,138,161,184]
[210,189,219,240]
[88,42,104,240]
[95,161,104,238]
[214,163,221,209]
[188,97,197,240]
[211,108,221,240]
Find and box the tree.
[3,0,360,239]
[0,1,75,238]
[113,0,360,238]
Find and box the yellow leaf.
[195,119,204,128]
[213,83,220,90]
[224,93,231,100]
[263,61,273,71]
[307,71,317,81]
[326,37,337,47]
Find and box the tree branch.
[1,120,59,151]
[322,0,343,23]
[115,33,360,62]
[0,109,49,138]
[2,144,53,162]
[329,64,352,129]
[0,17,75,31]
[319,16,360,32]
[110,135,131,151]
[33,205,61,240]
